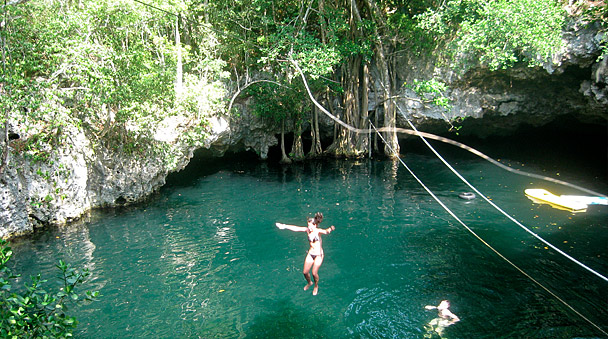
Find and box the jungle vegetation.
[0,0,603,168]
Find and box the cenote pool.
[7,126,608,338]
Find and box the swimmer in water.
[424,300,459,337]
[276,212,335,296]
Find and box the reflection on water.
[7,152,608,338]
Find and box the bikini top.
[308,232,319,243]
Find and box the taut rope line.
[293,59,607,333]
[371,122,608,337]
[293,59,608,283]
[290,60,606,198]
[397,107,608,283]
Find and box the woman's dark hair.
[313,212,323,225]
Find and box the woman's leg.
[311,255,324,295]
[302,254,314,290]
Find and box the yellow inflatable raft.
[524,188,589,212]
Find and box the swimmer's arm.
[275,223,307,232]
[319,226,335,234]
[446,311,460,322]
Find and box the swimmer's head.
[438,300,450,310]
[307,217,316,228]
[314,212,323,225]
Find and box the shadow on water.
[400,114,607,193]
[164,149,262,187]
[243,300,331,339]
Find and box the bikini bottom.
[309,253,323,260]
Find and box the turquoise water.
[7,136,608,338]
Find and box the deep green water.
[7,131,608,338]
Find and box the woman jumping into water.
[276,212,335,296]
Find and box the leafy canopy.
[1,0,227,161]
[416,0,566,70]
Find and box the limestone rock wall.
[0,108,278,239]
[0,123,167,238]
[393,21,607,136]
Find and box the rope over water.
[52,1,607,334]
[292,59,608,282]
[292,59,608,336]
[291,60,606,198]
[371,122,608,337]
[398,111,608,285]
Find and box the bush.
[0,240,98,338]
[416,0,566,71]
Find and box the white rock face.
[1,123,94,237]
[581,56,608,105]
[0,107,279,239]
[395,20,607,133]
[0,161,30,239]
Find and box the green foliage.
[0,0,578,164]
[205,0,345,129]
[246,81,310,127]
[416,0,566,70]
[247,83,287,124]
[0,240,98,338]
[1,0,225,163]
[208,0,354,77]
[407,79,451,109]
[406,78,466,133]
[291,36,342,80]
[321,7,374,60]
[384,0,454,55]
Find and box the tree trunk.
[280,120,292,164]
[377,45,398,157]
[291,119,305,161]
[203,0,209,24]
[318,0,327,44]
[309,106,322,157]
[363,0,399,157]
[329,54,364,157]
[311,0,326,158]
[326,0,372,158]
[337,63,353,156]
[175,14,183,98]
[373,91,379,152]
[356,61,369,152]
[325,89,339,154]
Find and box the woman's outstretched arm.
[319,226,335,234]
[276,223,308,232]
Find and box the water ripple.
[7,157,607,338]
[345,287,422,338]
